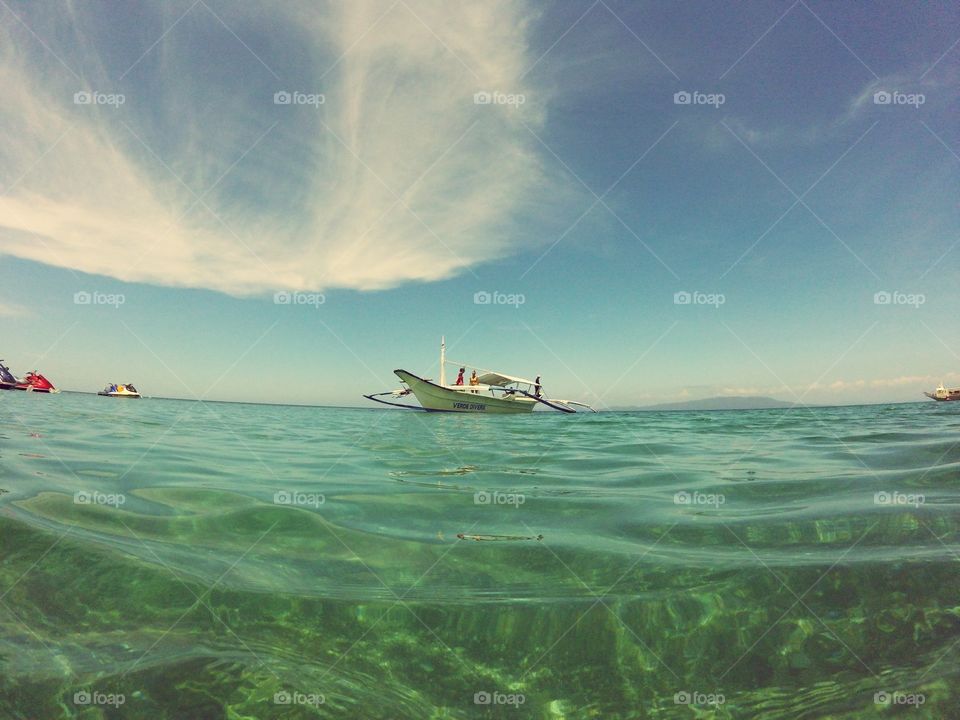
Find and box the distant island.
[618,396,800,411]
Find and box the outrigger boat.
[925,383,960,402]
[364,338,596,414]
[98,383,141,398]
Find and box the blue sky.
[0,0,957,407]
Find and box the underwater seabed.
[1,487,957,719]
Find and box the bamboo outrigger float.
[364,338,596,414]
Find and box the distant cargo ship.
[925,384,960,402]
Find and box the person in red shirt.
[455,367,465,385]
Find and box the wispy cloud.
[0,301,30,318]
[0,1,553,296]
[676,373,954,401]
[840,69,946,124]
[709,65,957,152]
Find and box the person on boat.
[469,370,480,386]
[455,368,465,385]
[534,376,542,398]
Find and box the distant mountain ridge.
[621,396,798,411]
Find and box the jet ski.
[98,383,141,398]
[0,360,19,390]
[17,371,59,393]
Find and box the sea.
[0,392,957,718]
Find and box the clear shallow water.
[1,393,958,718]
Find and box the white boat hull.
[395,370,536,414]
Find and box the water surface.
[1,393,958,717]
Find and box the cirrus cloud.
[0,0,555,296]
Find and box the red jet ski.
[16,371,59,393]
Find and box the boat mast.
[440,336,446,386]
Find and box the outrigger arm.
[362,389,425,410]
[512,388,597,413]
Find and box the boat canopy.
[476,371,535,387]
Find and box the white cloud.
[0,301,30,318]
[869,373,960,388]
[0,0,554,296]
[807,373,960,392]
[719,387,763,396]
[714,66,956,152]
[842,71,922,124]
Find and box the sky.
[0,0,957,408]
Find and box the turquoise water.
[1,392,958,718]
